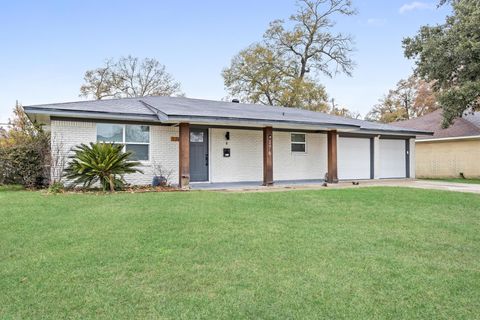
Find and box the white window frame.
[291,132,307,154]
[96,123,151,163]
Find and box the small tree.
[64,143,142,192]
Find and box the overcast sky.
[0,0,451,123]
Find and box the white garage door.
[380,139,406,178]
[338,137,371,180]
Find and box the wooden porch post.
[179,123,190,189]
[263,126,273,186]
[327,130,338,183]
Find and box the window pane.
[190,131,204,143]
[126,125,149,143]
[97,124,123,142]
[126,144,149,161]
[291,133,306,143]
[291,143,306,152]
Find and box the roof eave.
[23,107,159,122]
[163,115,361,131]
[358,128,434,137]
[416,134,480,142]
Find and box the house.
[24,96,430,188]
[393,109,480,178]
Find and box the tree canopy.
[403,0,480,127]
[223,0,356,112]
[366,76,438,123]
[80,56,183,100]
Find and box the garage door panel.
[338,137,371,180]
[380,139,406,178]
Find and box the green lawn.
[421,178,480,185]
[0,184,24,191]
[1,188,479,319]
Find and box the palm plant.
[64,142,142,192]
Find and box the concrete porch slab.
[189,179,480,194]
[190,179,325,190]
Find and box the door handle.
[205,154,209,166]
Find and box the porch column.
[263,126,273,186]
[327,130,338,183]
[179,123,190,189]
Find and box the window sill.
[291,152,308,156]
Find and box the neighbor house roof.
[392,109,480,140]
[24,96,431,136]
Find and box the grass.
[1,187,479,319]
[0,184,24,191]
[421,178,480,185]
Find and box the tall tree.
[223,0,356,112]
[79,60,119,100]
[264,0,356,79]
[403,0,480,127]
[365,76,438,123]
[80,56,183,100]
[222,44,329,111]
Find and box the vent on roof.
[231,99,240,103]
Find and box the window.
[291,133,306,153]
[190,131,204,143]
[97,124,150,161]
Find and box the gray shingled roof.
[24,96,431,135]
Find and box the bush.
[48,181,64,194]
[0,104,50,188]
[0,133,50,188]
[64,142,143,192]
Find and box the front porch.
[178,123,339,189]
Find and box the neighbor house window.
[97,123,150,161]
[291,133,306,153]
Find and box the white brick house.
[24,96,430,188]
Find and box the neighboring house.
[393,109,480,178]
[24,96,428,188]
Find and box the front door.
[189,128,209,182]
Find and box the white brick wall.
[273,132,327,181]
[51,120,97,183]
[210,128,263,182]
[51,120,179,186]
[126,125,179,186]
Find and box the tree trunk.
[109,174,115,192]
[299,57,307,79]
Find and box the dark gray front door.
[189,128,209,182]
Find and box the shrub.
[64,142,143,192]
[48,181,64,194]
[0,132,50,188]
[0,104,50,188]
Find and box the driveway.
[397,179,480,194]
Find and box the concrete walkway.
[191,179,480,194]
